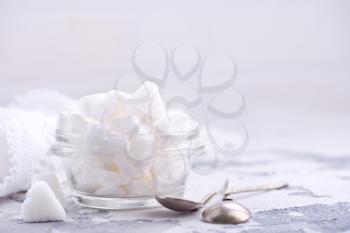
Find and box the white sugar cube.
[132,81,157,102]
[31,172,65,204]
[126,134,156,162]
[75,91,123,122]
[125,82,166,124]
[21,181,66,222]
[156,110,195,133]
[152,151,187,188]
[72,161,130,193]
[127,174,155,196]
[148,91,167,124]
[117,161,143,178]
[109,115,140,134]
[70,161,102,193]
[83,122,125,155]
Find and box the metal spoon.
[155,181,288,212]
[202,180,251,224]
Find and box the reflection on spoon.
[202,180,251,224]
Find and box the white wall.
[1,0,349,116]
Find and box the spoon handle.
[201,182,288,205]
[223,180,233,200]
[227,182,289,195]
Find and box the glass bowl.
[51,127,203,209]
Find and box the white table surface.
[1,111,350,233]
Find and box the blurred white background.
[1,0,349,151]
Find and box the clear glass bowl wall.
[51,127,203,209]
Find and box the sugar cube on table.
[21,181,66,223]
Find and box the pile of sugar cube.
[56,81,198,197]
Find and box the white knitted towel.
[0,90,73,197]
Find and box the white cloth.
[0,90,73,197]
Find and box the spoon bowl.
[155,196,203,212]
[202,180,251,224]
[202,199,251,224]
